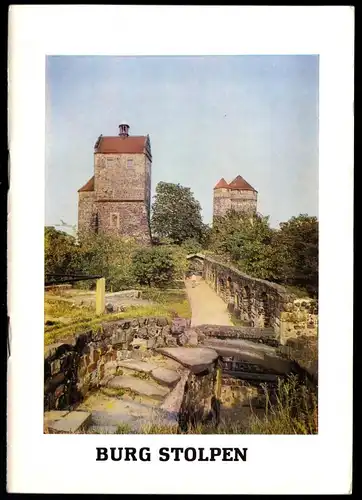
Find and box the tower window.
[110,213,120,228]
[127,158,133,167]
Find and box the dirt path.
[184,278,233,327]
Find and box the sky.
[45,55,319,230]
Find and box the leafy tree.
[45,226,80,275]
[131,246,175,287]
[45,226,139,291]
[209,211,277,279]
[151,182,205,244]
[76,233,139,291]
[208,211,318,297]
[272,214,318,297]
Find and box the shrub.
[131,246,176,288]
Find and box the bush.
[45,228,140,292]
[131,246,176,288]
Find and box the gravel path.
[184,278,233,327]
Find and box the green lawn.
[44,286,191,346]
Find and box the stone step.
[156,347,218,374]
[151,367,181,387]
[105,375,170,400]
[89,397,179,434]
[118,359,158,373]
[118,358,181,387]
[46,411,91,434]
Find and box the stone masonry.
[78,123,152,244]
[187,253,318,345]
[213,175,258,220]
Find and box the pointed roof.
[78,176,94,192]
[214,177,230,189]
[228,175,256,192]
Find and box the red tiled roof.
[95,136,147,154]
[214,178,230,189]
[78,176,94,192]
[228,175,256,191]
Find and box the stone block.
[50,359,61,376]
[44,372,65,393]
[61,352,75,372]
[47,411,91,434]
[146,338,156,349]
[151,367,180,387]
[136,327,148,339]
[111,331,127,346]
[104,361,118,374]
[157,317,169,327]
[87,362,97,373]
[106,375,169,400]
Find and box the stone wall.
[201,255,318,345]
[194,324,279,347]
[78,190,96,235]
[96,200,151,243]
[44,317,190,412]
[213,188,231,218]
[78,149,151,243]
[179,362,219,431]
[213,188,257,219]
[94,153,147,202]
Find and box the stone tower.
[213,175,257,220]
[78,123,152,244]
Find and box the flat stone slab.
[118,359,158,374]
[44,411,69,430]
[202,340,294,374]
[203,337,278,355]
[107,376,169,400]
[151,367,181,387]
[156,347,218,374]
[89,397,179,434]
[44,410,69,422]
[202,342,265,362]
[47,411,91,434]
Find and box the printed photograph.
[44,55,319,435]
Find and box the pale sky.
[45,55,319,230]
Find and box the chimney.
[119,122,130,137]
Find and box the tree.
[45,226,80,275]
[131,246,175,287]
[209,211,277,279]
[272,214,318,297]
[76,233,139,291]
[151,182,205,244]
[45,226,139,291]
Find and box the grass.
[44,285,192,346]
[247,375,317,434]
[44,305,172,346]
[140,287,192,318]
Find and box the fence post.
[96,277,105,315]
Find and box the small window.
[127,158,133,167]
[110,213,119,228]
